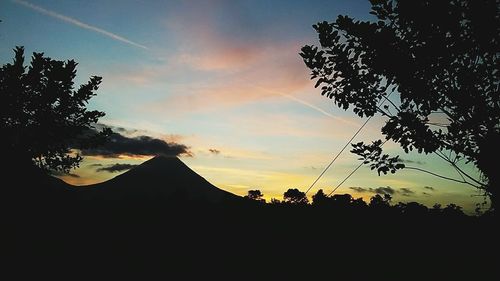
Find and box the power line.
[305,93,393,195]
[328,163,364,196]
[328,139,388,196]
[304,116,373,195]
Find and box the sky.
[0,0,487,212]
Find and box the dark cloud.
[400,187,415,196]
[349,187,368,193]
[373,186,396,195]
[350,186,415,196]
[209,148,221,155]
[81,131,191,158]
[424,186,435,191]
[399,158,426,165]
[50,170,80,178]
[349,186,395,195]
[96,163,138,173]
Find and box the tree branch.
[404,166,481,188]
[438,107,457,123]
[376,106,393,117]
[382,94,401,113]
[434,151,486,187]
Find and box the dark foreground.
[8,200,498,279]
[4,168,498,279]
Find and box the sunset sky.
[0,0,486,211]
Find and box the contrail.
[13,0,148,50]
[246,82,359,126]
[275,91,336,119]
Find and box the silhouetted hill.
[5,163,74,205]
[78,155,241,204]
[8,157,495,279]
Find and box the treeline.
[243,188,478,218]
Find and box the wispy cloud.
[208,148,221,155]
[13,0,148,50]
[161,11,343,119]
[245,81,351,123]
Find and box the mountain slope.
[78,155,241,203]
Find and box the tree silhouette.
[283,188,309,205]
[245,189,265,202]
[0,47,110,173]
[330,194,354,208]
[269,198,281,205]
[395,201,429,216]
[369,194,392,209]
[300,0,499,212]
[442,203,465,217]
[351,197,368,210]
[312,189,328,206]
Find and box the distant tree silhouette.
[395,202,429,216]
[0,47,110,173]
[283,188,309,205]
[301,0,499,212]
[312,189,328,206]
[433,203,442,209]
[245,189,265,202]
[312,190,369,211]
[351,197,368,210]
[442,203,465,217]
[330,194,354,209]
[269,198,281,205]
[369,194,392,209]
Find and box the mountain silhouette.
[78,155,241,204]
[5,162,74,203]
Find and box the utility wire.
[328,162,364,197]
[305,93,393,195]
[304,116,372,195]
[328,139,388,196]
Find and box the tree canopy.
[283,188,309,205]
[300,0,499,212]
[0,47,110,173]
[245,189,265,202]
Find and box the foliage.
[245,189,265,202]
[269,198,282,205]
[369,194,392,208]
[312,189,328,206]
[283,188,309,205]
[300,0,499,210]
[351,140,404,175]
[0,47,110,172]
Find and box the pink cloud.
[147,41,313,114]
[175,45,262,71]
[104,5,331,118]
